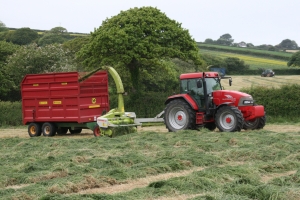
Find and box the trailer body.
[21,70,109,136]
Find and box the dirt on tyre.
[243,116,266,130]
[164,99,196,132]
[28,123,42,137]
[215,106,243,132]
[42,122,57,137]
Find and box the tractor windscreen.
[205,78,221,93]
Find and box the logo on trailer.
[92,98,96,104]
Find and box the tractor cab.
[180,72,223,109]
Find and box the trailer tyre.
[215,106,243,132]
[243,115,266,130]
[69,128,82,134]
[28,123,42,137]
[93,125,101,137]
[57,127,68,135]
[164,99,196,132]
[42,122,57,137]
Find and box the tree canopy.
[0,20,8,32]
[8,28,39,45]
[287,51,300,67]
[216,33,234,46]
[78,6,204,92]
[278,39,298,50]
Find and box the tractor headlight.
[243,100,254,105]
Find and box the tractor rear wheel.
[28,123,42,137]
[243,116,266,130]
[215,106,243,132]
[42,122,57,137]
[164,99,196,132]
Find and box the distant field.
[221,75,300,91]
[201,49,288,70]
[198,43,292,59]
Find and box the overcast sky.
[1,0,299,46]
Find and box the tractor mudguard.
[165,94,199,111]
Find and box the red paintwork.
[212,90,250,106]
[21,71,109,125]
[166,94,199,110]
[180,72,219,79]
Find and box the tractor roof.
[180,72,220,80]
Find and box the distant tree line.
[204,34,299,51]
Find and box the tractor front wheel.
[164,99,196,132]
[243,116,266,130]
[215,106,243,132]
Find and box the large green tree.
[0,41,19,99]
[78,7,203,93]
[287,51,300,67]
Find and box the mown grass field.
[221,75,300,91]
[1,127,300,200]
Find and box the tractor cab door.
[181,78,205,109]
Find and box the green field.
[201,49,289,70]
[1,127,300,199]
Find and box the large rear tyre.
[243,116,266,130]
[215,106,243,132]
[28,123,42,137]
[42,122,57,137]
[164,99,196,132]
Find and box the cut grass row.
[1,129,299,199]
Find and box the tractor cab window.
[180,78,203,95]
[205,78,221,93]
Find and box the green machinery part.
[96,66,140,137]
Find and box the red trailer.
[21,70,109,137]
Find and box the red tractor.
[164,72,266,132]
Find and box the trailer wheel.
[243,116,266,130]
[69,128,82,134]
[164,99,196,132]
[93,125,101,137]
[28,123,42,137]
[215,106,243,132]
[57,127,68,135]
[42,122,56,137]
